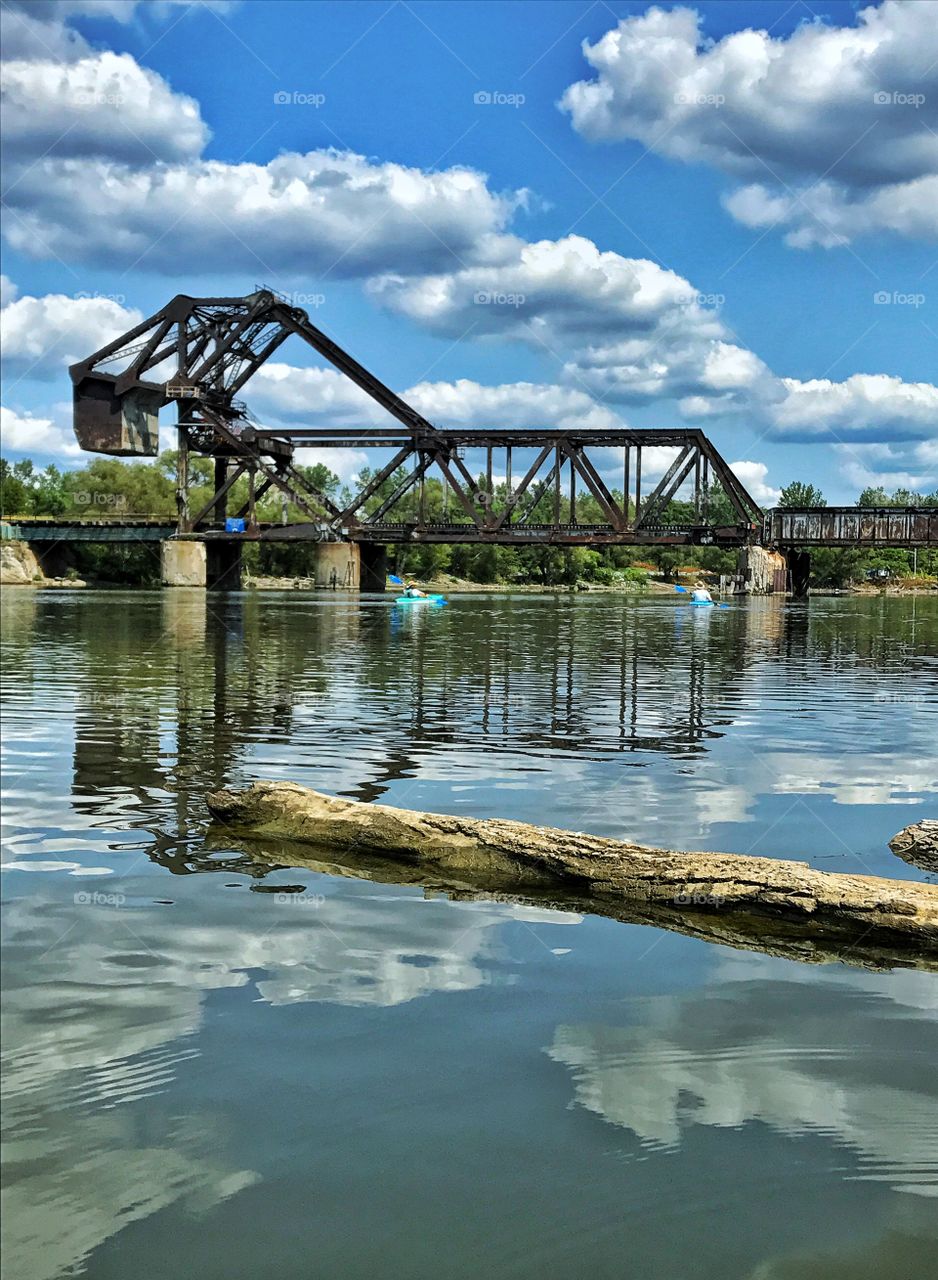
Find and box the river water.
[2,589,936,1280]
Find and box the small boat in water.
[394,594,447,605]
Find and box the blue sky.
[1,0,935,503]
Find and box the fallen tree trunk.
[207,782,938,967]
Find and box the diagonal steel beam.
[635,445,693,527]
[336,445,415,523]
[639,451,698,527]
[491,444,552,531]
[206,414,335,525]
[433,452,485,527]
[367,453,435,522]
[515,453,562,527]
[562,442,626,531]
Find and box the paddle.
[674,584,688,593]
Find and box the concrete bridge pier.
[312,542,387,591]
[161,541,242,589]
[162,540,206,587]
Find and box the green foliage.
[858,485,938,509]
[4,455,934,589]
[779,481,826,508]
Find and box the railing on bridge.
[764,507,938,548]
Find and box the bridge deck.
[4,507,936,548]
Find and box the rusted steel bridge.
[64,289,935,558]
[68,289,763,548]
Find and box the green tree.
[779,481,826,508]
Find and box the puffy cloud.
[833,442,938,495]
[0,1,235,62]
[0,285,141,381]
[0,404,81,456]
[771,373,938,440]
[370,234,744,406]
[1,51,209,165]
[728,460,780,507]
[3,150,523,278]
[725,176,938,249]
[251,362,625,432]
[369,234,703,340]
[371,235,934,440]
[560,2,938,246]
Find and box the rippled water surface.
[2,589,937,1280]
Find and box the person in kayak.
[691,580,713,603]
[403,581,427,598]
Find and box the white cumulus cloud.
[1,404,81,456]
[560,2,938,247]
[729,460,780,506]
[1,51,209,165]
[2,150,524,279]
[0,286,142,381]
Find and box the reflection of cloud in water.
[764,753,937,806]
[251,897,579,1008]
[3,1107,256,1280]
[547,976,938,1197]
[3,886,578,1277]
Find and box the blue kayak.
[690,599,715,607]
[394,594,446,605]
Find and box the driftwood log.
[890,819,938,873]
[207,782,938,970]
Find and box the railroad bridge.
[7,290,935,590]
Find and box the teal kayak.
[394,594,446,605]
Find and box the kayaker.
[691,580,713,603]
[403,581,426,598]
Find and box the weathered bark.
[207,782,938,968]
[890,820,938,874]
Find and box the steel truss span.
[72,289,936,553]
[69,289,764,548]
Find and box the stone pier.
[314,542,360,589]
[738,545,788,594]
[161,540,207,587]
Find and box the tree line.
[2,454,935,587]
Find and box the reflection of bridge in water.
[20,592,833,874]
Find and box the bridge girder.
[70,289,764,545]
